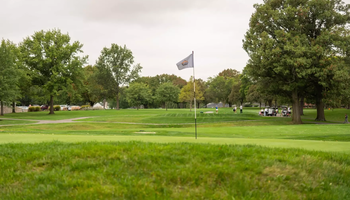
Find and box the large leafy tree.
[243,0,350,124]
[179,78,204,111]
[134,74,186,108]
[82,65,104,106]
[206,75,235,106]
[96,44,142,110]
[0,39,19,116]
[21,29,87,114]
[155,82,180,111]
[126,82,152,110]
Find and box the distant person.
[276,107,279,114]
[240,105,243,113]
[344,114,348,124]
[260,108,263,116]
[234,106,237,113]
[264,107,267,116]
[216,106,218,114]
[232,106,236,113]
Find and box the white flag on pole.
[176,54,193,70]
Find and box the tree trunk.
[0,101,3,116]
[268,100,272,107]
[292,90,302,124]
[90,101,94,107]
[103,99,106,109]
[315,97,326,121]
[12,101,16,113]
[300,96,304,116]
[49,95,54,114]
[116,94,120,110]
[275,99,277,108]
[165,102,168,111]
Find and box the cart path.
[0,117,91,126]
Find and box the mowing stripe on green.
[1,134,349,153]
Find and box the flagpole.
[192,51,197,139]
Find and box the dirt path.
[0,117,91,127]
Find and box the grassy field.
[0,142,350,199]
[1,108,350,199]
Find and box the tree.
[82,65,104,106]
[246,84,263,108]
[21,29,87,114]
[179,78,204,111]
[206,75,236,106]
[96,44,142,110]
[156,82,180,111]
[243,0,350,124]
[229,80,244,106]
[126,82,152,110]
[218,69,240,79]
[0,39,19,116]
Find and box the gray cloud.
[2,0,306,81]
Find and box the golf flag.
[176,54,193,70]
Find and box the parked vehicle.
[267,107,277,116]
[282,107,289,117]
[41,105,48,110]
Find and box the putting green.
[1,134,349,153]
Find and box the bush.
[80,105,91,110]
[28,106,40,112]
[54,105,61,111]
[48,105,61,111]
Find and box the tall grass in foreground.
[0,142,349,199]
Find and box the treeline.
[0,28,279,116]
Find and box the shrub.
[28,106,40,112]
[80,105,91,110]
[48,105,61,111]
[54,105,61,111]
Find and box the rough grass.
[0,142,349,199]
[0,119,36,125]
[1,108,350,199]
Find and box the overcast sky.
[2,0,349,81]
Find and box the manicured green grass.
[3,107,349,123]
[1,134,350,153]
[0,142,349,199]
[0,119,36,125]
[302,108,349,122]
[1,122,350,141]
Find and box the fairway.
[2,134,350,153]
[1,108,350,199]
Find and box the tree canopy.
[126,82,152,110]
[156,82,180,111]
[0,39,19,115]
[243,0,350,124]
[20,29,87,114]
[95,44,142,110]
